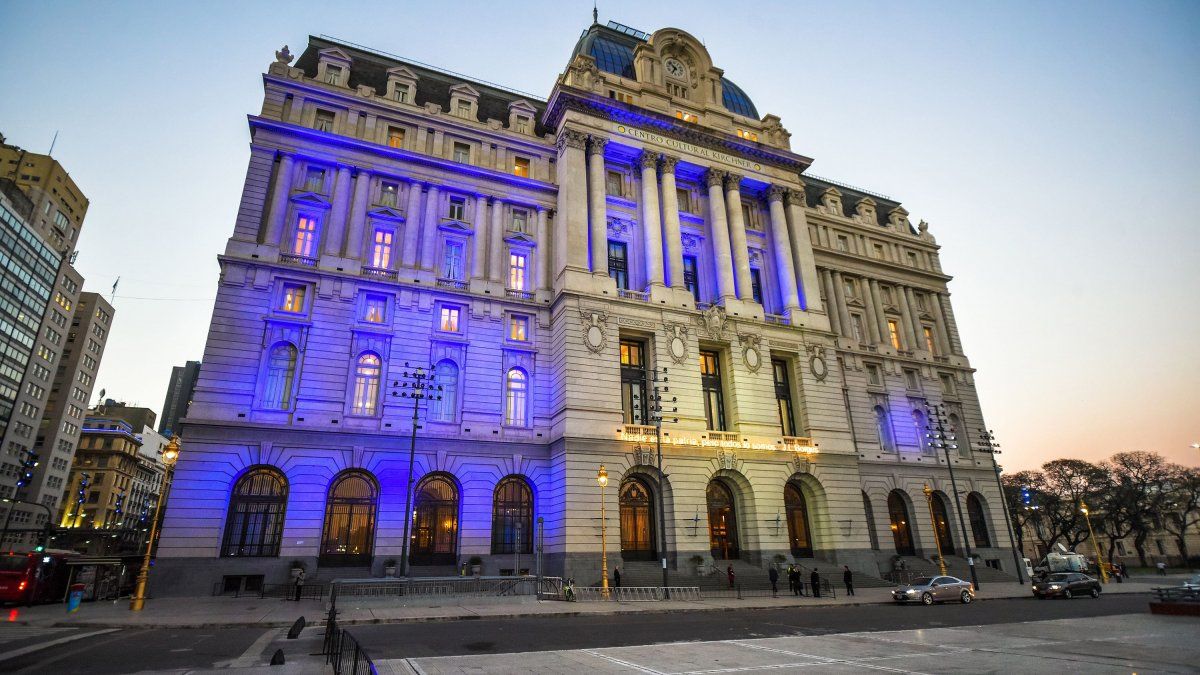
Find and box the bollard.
[287,616,305,639]
[270,648,285,665]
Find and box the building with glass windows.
[154,21,1018,595]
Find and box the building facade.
[158,360,200,437]
[155,23,1016,595]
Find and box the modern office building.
[155,22,1017,595]
[158,360,200,437]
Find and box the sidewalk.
[2,579,1163,630]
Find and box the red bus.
[0,551,77,605]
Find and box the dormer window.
[316,48,352,89]
[324,65,343,86]
[456,100,472,119]
[449,83,481,122]
[314,110,335,133]
[514,116,530,134]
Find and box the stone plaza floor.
[376,613,1200,674]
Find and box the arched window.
[320,470,379,566]
[967,493,991,548]
[263,344,297,409]
[619,477,655,560]
[504,368,528,427]
[888,490,914,555]
[492,476,533,554]
[875,406,895,452]
[862,491,880,550]
[706,480,739,560]
[411,474,459,565]
[912,410,928,451]
[221,467,288,557]
[785,481,814,557]
[351,353,381,416]
[931,491,955,555]
[428,360,459,422]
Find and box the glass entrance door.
[620,478,656,560]
[707,480,739,560]
[319,471,378,567]
[410,474,459,565]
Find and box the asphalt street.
[352,593,1153,659]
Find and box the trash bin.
[67,583,85,613]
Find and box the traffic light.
[14,450,39,488]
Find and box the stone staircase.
[943,556,1016,583]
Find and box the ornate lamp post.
[925,403,978,590]
[977,429,1026,584]
[646,366,677,593]
[1079,501,1109,583]
[923,484,948,576]
[391,363,442,579]
[597,464,610,598]
[130,437,180,611]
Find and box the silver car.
[892,575,975,605]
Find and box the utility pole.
[647,366,677,595]
[926,403,978,590]
[978,429,1025,584]
[391,363,441,578]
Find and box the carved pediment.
[437,218,472,234]
[367,206,406,222]
[290,192,331,208]
[448,82,481,100]
[504,231,537,247]
[508,99,538,115]
[387,65,418,81]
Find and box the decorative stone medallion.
[580,310,609,354]
[664,322,690,364]
[697,305,727,339]
[810,352,828,381]
[739,333,763,373]
[717,449,737,471]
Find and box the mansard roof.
[569,21,760,119]
[295,36,550,136]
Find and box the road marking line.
[403,658,428,675]
[726,641,930,674]
[224,627,285,668]
[0,628,118,663]
[582,649,665,673]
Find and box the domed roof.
[570,22,759,120]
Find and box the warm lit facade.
[155,23,1017,595]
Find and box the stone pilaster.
[587,137,609,274]
[536,207,550,290]
[471,195,489,280]
[868,279,888,343]
[861,277,882,344]
[784,187,821,312]
[400,181,423,267]
[706,169,736,301]
[489,198,505,282]
[659,155,684,290]
[262,153,294,247]
[831,271,853,338]
[554,129,589,287]
[323,165,353,257]
[821,269,842,335]
[638,150,665,289]
[343,169,370,260]
[418,185,440,270]
[724,173,752,300]
[766,185,799,311]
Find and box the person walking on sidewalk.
[727,565,735,589]
[843,566,854,596]
[1156,561,1167,576]
[293,568,306,601]
[768,566,779,597]
[1120,562,1129,579]
[613,567,621,588]
[788,565,800,596]
[810,568,821,598]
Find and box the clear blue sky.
[1,1,1196,470]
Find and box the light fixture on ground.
[131,437,180,611]
[597,464,610,598]
[977,429,1026,584]
[923,483,948,576]
[391,363,442,579]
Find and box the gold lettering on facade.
[613,123,763,172]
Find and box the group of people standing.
[765,564,855,598]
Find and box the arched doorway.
[411,474,459,565]
[785,481,814,557]
[888,490,915,556]
[930,492,955,555]
[491,476,533,554]
[967,493,992,548]
[319,470,378,566]
[619,477,656,560]
[707,480,739,560]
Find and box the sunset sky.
[1,0,1195,471]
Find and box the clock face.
[664,58,687,80]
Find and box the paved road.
[352,593,1152,659]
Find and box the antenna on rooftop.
[48,130,59,155]
[592,1,598,25]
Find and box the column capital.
[638,150,658,169]
[587,136,609,155]
[556,129,589,153]
[784,187,806,207]
[705,168,727,187]
[659,154,680,172]
[768,184,787,202]
[724,173,744,189]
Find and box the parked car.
[892,576,975,605]
[1032,572,1101,599]
[1179,573,1200,598]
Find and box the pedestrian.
[293,568,306,601]
[1156,561,1167,576]
[768,565,779,597]
[843,565,854,596]
[788,565,800,596]
[727,565,735,589]
[1120,562,1129,579]
[810,568,821,598]
[614,567,621,588]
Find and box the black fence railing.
[1153,586,1200,603]
[324,608,376,675]
[210,582,328,600]
[701,578,837,600]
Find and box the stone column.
[324,165,353,257]
[861,278,882,344]
[536,207,550,290]
[489,198,506,283]
[784,187,822,312]
[931,292,954,355]
[940,294,965,355]
[706,169,736,301]
[868,280,889,341]
[344,169,371,260]
[418,185,441,270]
[766,186,800,310]
[659,155,685,289]
[470,196,489,279]
[262,153,295,247]
[554,130,590,282]
[587,137,609,274]
[830,271,853,337]
[820,269,842,335]
[723,174,753,300]
[639,150,665,289]
[896,285,918,349]
[401,181,423,267]
[904,287,924,349]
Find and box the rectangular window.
[324,65,342,85]
[843,277,857,299]
[608,90,634,104]
[456,100,472,118]
[442,241,465,280]
[850,313,867,343]
[314,110,335,132]
[448,196,466,222]
[393,83,410,103]
[514,116,530,134]
[510,209,529,233]
[509,252,527,290]
[683,255,700,303]
[439,306,460,332]
[750,268,764,305]
[741,203,754,230]
[509,315,529,342]
[773,359,796,437]
[736,129,759,142]
[676,188,691,213]
[873,243,887,260]
[281,284,307,314]
[607,241,628,290]
[292,216,317,257]
[620,340,648,425]
[700,350,726,431]
[452,142,470,164]
[923,326,937,354]
[386,126,405,149]
[605,171,623,197]
[837,235,850,252]
[674,111,698,123]
[380,181,398,208]
[866,363,883,386]
[907,251,919,267]
[512,156,530,178]
[939,373,956,396]
[887,320,902,349]
[903,368,920,391]
[304,167,325,192]
[371,229,394,268]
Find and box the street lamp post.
[130,437,180,611]
[1079,501,1110,584]
[923,484,948,576]
[391,363,442,579]
[647,366,677,594]
[597,464,609,598]
[925,403,978,590]
[978,429,1026,584]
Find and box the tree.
[1102,451,1174,566]
[1161,465,1200,563]
[1038,459,1107,552]
[1002,470,1045,557]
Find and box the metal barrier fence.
[568,586,702,602]
[1153,586,1200,603]
[323,608,376,675]
[701,579,837,600]
[210,582,328,600]
[330,576,562,608]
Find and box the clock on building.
[664,57,687,80]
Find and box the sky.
[0,1,1196,471]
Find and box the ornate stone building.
[154,22,1017,595]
